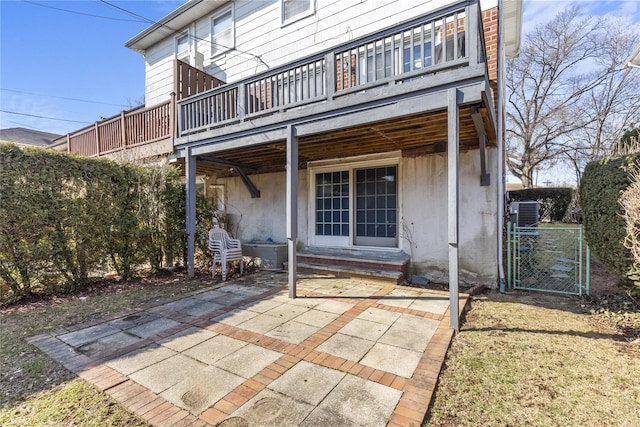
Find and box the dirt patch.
[588,255,625,296]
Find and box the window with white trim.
[211,7,234,56]
[282,0,313,24]
[176,32,189,57]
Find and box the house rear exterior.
[60,0,523,290]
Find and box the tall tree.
[505,6,640,188]
[560,21,640,187]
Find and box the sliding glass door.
[312,164,398,248]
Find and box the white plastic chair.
[208,228,243,280]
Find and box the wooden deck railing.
[178,0,485,137]
[67,99,174,157]
[64,59,224,158]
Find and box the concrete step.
[298,248,409,268]
[295,262,404,284]
[286,248,410,284]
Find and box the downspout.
[497,0,507,292]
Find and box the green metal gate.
[507,222,590,295]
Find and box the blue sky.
[1,0,639,138]
[0,0,184,135]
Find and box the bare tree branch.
[505,6,639,188]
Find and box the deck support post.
[186,148,197,278]
[286,125,298,298]
[448,88,460,331]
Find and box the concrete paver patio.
[28,272,467,426]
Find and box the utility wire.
[22,0,148,22]
[98,0,270,69]
[1,89,129,108]
[0,110,91,124]
[4,120,52,132]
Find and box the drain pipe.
[497,0,507,292]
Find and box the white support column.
[186,148,197,278]
[448,88,460,331]
[286,125,298,298]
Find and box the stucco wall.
[218,170,309,246]
[401,148,498,285]
[214,148,498,286]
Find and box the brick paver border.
[27,277,468,427]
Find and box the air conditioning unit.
[510,201,539,227]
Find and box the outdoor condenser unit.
[510,201,539,227]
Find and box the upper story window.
[282,0,314,24]
[211,7,234,57]
[176,33,189,57]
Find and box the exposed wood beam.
[198,156,261,197]
[198,157,258,170]
[471,107,490,186]
[235,167,261,198]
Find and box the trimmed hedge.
[580,154,640,288]
[508,187,573,222]
[0,143,197,302]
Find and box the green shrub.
[0,143,191,302]
[508,187,573,222]
[580,154,640,294]
[0,145,55,298]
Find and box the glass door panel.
[314,170,350,246]
[354,166,398,247]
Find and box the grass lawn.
[426,288,640,426]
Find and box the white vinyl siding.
[211,7,234,57]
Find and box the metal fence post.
[578,225,583,296]
[586,244,591,296]
[507,221,512,289]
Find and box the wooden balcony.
[60,60,224,159]
[61,0,492,164]
[175,0,492,155]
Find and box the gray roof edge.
[124,0,206,53]
[503,0,524,58]
[627,43,640,68]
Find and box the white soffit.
[125,0,227,54]
[502,0,524,58]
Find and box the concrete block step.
[294,261,404,284]
[297,253,409,272]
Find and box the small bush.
[508,187,573,222]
